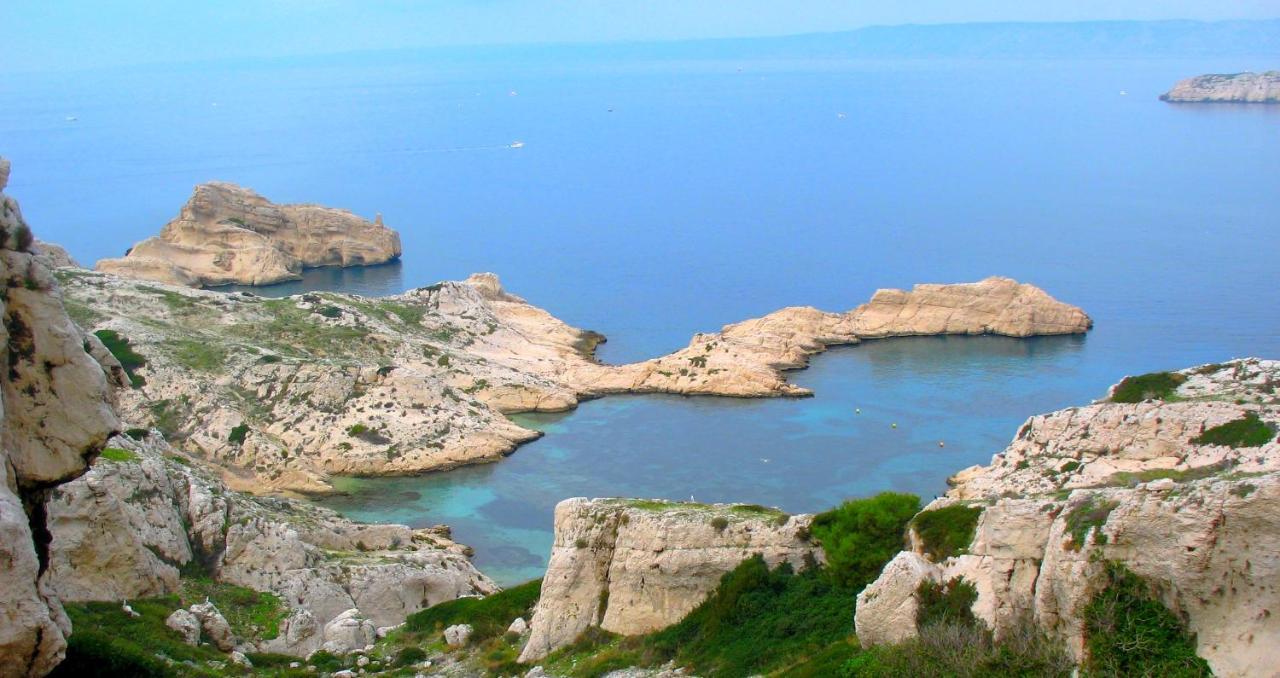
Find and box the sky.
[3,0,1278,73]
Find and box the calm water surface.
[3,53,1278,584]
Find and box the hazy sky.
[3,0,1277,73]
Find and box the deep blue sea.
[4,52,1278,584]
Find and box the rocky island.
[96,182,402,287]
[1160,71,1280,103]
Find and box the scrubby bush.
[404,579,541,642]
[916,578,978,628]
[1084,562,1211,676]
[1191,412,1274,448]
[810,492,920,588]
[1111,371,1186,403]
[911,504,982,561]
[228,423,250,445]
[95,329,146,387]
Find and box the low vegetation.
[1110,371,1186,403]
[95,328,146,387]
[910,504,982,561]
[1083,562,1211,677]
[810,492,921,588]
[165,339,228,372]
[98,447,140,463]
[1191,412,1274,448]
[1064,494,1120,550]
[404,579,541,643]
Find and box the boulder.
[165,608,201,646]
[444,623,473,647]
[322,609,375,655]
[189,601,236,652]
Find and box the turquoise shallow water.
[3,49,1278,585]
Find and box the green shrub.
[98,447,139,463]
[228,423,250,445]
[710,516,729,532]
[641,555,856,677]
[916,578,978,628]
[844,618,1072,678]
[810,492,920,589]
[307,650,344,672]
[1191,412,1274,448]
[404,579,541,642]
[95,329,146,387]
[1083,562,1211,676]
[124,427,150,440]
[346,423,369,436]
[1064,495,1119,550]
[394,646,428,667]
[52,629,176,677]
[911,504,982,561]
[314,305,342,318]
[1110,371,1186,403]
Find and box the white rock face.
[321,609,376,655]
[96,182,402,287]
[507,617,528,635]
[0,158,120,678]
[443,623,473,647]
[165,608,201,645]
[45,432,497,656]
[1161,71,1280,103]
[854,359,1280,677]
[520,499,820,662]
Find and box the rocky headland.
[53,267,1090,495]
[96,182,402,287]
[1160,71,1280,103]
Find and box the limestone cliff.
[1160,71,1280,103]
[0,158,120,677]
[96,182,402,287]
[56,269,1089,495]
[854,358,1280,677]
[519,498,820,661]
[44,432,496,656]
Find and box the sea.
[3,49,1278,584]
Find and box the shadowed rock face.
[519,498,821,662]
[855,358,1280,678]
[58,269,1089,495]
[1160,71,1280,103]
[96,182,402,287]
[0,158,120,678]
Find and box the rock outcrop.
[56,269,1089,495]
[519,498,820,662]
[1160,71,1280,103]
[96,182,402,287]
[44,432,496,656]
[854,358,1280,677]
[0,158,120,677]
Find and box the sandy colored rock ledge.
[1160,71,1280,103]
[96,182,402,287]
[855,358,1280,678]
[56,268,1089,495]
[519,498,820,662]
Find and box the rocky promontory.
[53,268,1089,495]
[855,358,1280,677]
[96,182,402,287]
[519,498,820,661]
[1160,71,1280,103]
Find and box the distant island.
[1160,71,1280,103]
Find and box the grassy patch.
[95,329,146,387]
[404,579,541,644]
[98,447,139,463]
[1064,495,1120,550]
[138,286,202,314]
[911,504,982,561]
[54,597,222,678]
[1083,562,1211,676]
[1110,371,1186,403]
[1108,461,1231,487]
[233,299,373,360]
[810,492,920,589]
[1191,412,1274,448]
[844,618,1072,677]
[165,339,227,372]
[179,578,287,642]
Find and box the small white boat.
[509,141,525,149]
[64,115,78,122]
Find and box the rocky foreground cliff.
[1161,71,1280,103]
[54,268,1089,495]
[96,182,402,287]
[855,358,1279,677]
[0,158,120,676]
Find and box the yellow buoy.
[891,423,898,429]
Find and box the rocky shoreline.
[1161,71,1280,103]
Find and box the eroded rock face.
[1161,71,1280,103]
[45,432,497,657]
[519,498,820,662]
[96,182,401,287]
[854,359,1280,678]
[58,270,1088,495]
[0,158,119,678]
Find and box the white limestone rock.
[165,608,201,645]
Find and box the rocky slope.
[854,358,1280,677]
[96,182,402,287]
[519,498,820,662]
[1160,71,1280,103]
[45,431,496,657]
[54,269,1089,495]
[0,157,120,677]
